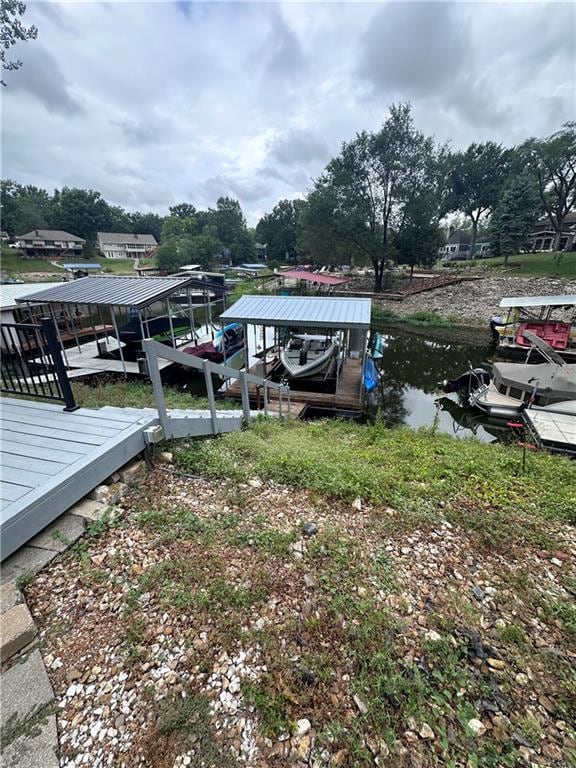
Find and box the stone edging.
[0,459,147,768]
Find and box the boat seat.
[515,322,570,350]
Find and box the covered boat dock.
[16,276,222,378]
[218,294,371,415]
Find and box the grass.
[371,306,452,327]
[1,246,155,277]
[477,251,576,277]
[68,379,239,411]
[174,418,575,550]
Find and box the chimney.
[35,229,39,236]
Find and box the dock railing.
[142,338,291,434]
[0,317,77,411]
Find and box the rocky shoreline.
[374,276,576,325]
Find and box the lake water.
[366,327,513,444]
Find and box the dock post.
[240,370,251,422]
[142,340,168,432]
[110,306,127,377]
[203,359,219,434]
[263,382,268,416]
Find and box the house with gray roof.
[438,228,490,261]
[97,232,158,259]
[16,229,85,259]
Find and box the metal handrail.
[141,338,290,433]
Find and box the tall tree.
[1,0,37,86]
[442,142,511,261]
[213,197,245,247]
[108,205,132,233]
[300,103,440,290]
[395,191,444,274]
[489,174,541,265]
[161,215,197,242]
[129,211,164,242]
[521,122,576,251]
[256,199,305,261]
[52,187,112,241]
[156,233,221,272]
[0,180,54,235]
[169,203,197,219]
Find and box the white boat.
[280,334,339,379]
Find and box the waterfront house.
[15,230,85,259]
[97,232,158,259]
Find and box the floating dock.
[523,409,576,457]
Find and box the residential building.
[438,229,490,261]
[97,232,158,259]
[15,230,85,259]
[1,231,9,243]
[530,211,576,252]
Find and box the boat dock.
[523,408,576,457]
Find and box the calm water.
[366,327,512,443]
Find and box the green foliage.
[156,232,221,272]
[1,0,37,85]
[489,174,541,263]
[371,305,450,327]
[174,419,575,549]
[479,251,576,276]
[169,202,197,219]
[53,187,113,242]
[255,198,305,261]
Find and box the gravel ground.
[27,470,576,768]
[375,276,576,324]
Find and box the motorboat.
[280,334,339,379]
[182,322,245,369]
[490,294,576,361]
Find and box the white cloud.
[2,0,574,226]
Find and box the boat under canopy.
[280,334,339,379]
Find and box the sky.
[2,0,575,226]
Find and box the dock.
[523,408,576,457]
[224,357,363,414]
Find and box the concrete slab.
[1,712,58,768]
[0,603,36,662]
[0,547,56,586]
[1,649,54,725]
[27,514,85,553]
[0,581,23,614]
[68,498,109,523]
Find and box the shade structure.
[220,295,371,330]
[279,270,348,286]
[500,295,576,308]
[15,276,197,309]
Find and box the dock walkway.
[0,397,249,559]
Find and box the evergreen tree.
[489,175,540,265]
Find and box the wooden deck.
[224,357,363,414]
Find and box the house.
[530,212,576,252]
[254,242,268,261]
[438,229,490,261]
[15,230,85,259]
[1,231,9,243]
[97,232,158,259]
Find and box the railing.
[142,338,290,435]
[0,317,77,410]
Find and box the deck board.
[0,397,159,558]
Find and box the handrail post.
[263,381,268,416]
[203,359,219,434]
[41,317,78,411]
[240,370,251,422]
[278,386,283,419]
[286,385,291,416]
[142,339,168,432]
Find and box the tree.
[521,123,576,251]
[156,233,221,272]
[489,175,541,265]
[300,103,440,290]
[442,142,511,261]
[256,199,305,261]
[108,205,132,233]
[53,187,112,241]
[1,0,37,86]
[169,203,197,219]
[0,180,54,235]
[395,191,444,274]
[129,212,164,242]
[161,215,196,242]
[213,197,246,248]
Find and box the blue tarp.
[363,357,378,393]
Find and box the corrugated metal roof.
[220,295,371,329]
[500,295,576,308]
[15,276,197,309]
[62,263,102,270]
[0,283,61,310]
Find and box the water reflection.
[366,329,511,443]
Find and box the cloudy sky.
[2,0,575,225]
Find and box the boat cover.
[363,357,378,393]
[493,362,576,401]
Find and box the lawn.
[1,247,154,277]
[27,419,576,767]
[69,379,239,410]
[475,251,576,277]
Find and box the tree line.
[256,105,575,290]
[0,181,258,268]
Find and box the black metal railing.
[1,317,77,410]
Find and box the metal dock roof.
[220,295,371,329]
[15,276,196,309]
[500,295,576,308]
